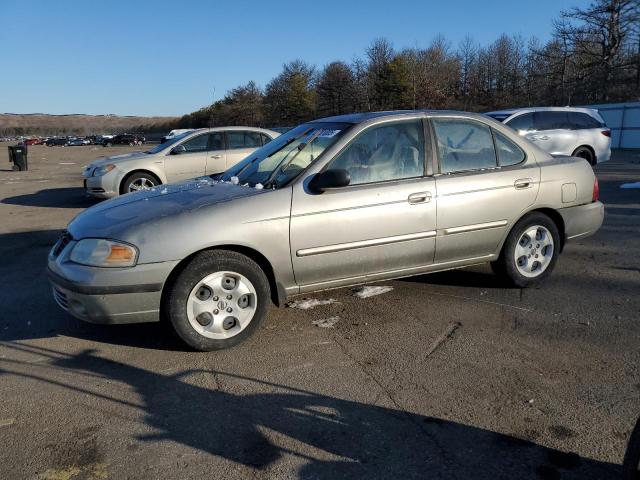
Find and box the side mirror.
[309,169,351,193]
[171,145,186,155]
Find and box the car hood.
[89,151,149,167]
[68,179,268,240]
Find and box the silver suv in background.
[486,107,611,165]
[82,127,279,198]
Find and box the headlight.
[92,164,115,176]
[70,239,138,267]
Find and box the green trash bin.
[8,144,28,171]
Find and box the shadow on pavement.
[401,267,512,289]
[0,229,185,351]
[2,187,101,208]
[0,344,622,479]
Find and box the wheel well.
[529,208,566,252]
[120,170,162,194]
[572,145,595,161]
[160,245,284,319]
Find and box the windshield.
[145,131,192,154]
[220,122,351,188]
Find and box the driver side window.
[329,120,425,185]
[181,134,209,153]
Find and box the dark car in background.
[45,137,69,146]
[103,134,145,147]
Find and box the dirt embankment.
[0,113,178,136]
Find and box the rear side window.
[260,133,272,145]
[568,112,602,129]
[534,111,571,130]
[506,113,534,131]
[432,118,497,173]
[227,131,262,149]
[494,131,525,166]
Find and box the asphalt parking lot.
[0,143,639,479]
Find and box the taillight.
[592,177,599,202]
[601,129,611,137]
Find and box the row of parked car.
[80,106,611,200]
[16,134,147,147]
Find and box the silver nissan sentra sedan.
[48,110,604,351]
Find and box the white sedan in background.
[82,127,279,198]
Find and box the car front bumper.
[83,168,122,198]
[48,240,179,324]
[559,201,604,242]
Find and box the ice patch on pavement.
[352,285,393,298]
[0,418,15,427]
[287,298,337,310]
[312,316,340,328]
[620,182,640,189]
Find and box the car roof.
[486,106,600,116]
[312,109,478,124]
[191,126,280,135]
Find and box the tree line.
[173,0,639,130]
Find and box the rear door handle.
[210,154,222,159]
[514,178,532,189]
[408,191,431,204]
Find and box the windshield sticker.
[318,129,341,138]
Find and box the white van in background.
[160,129,193,144]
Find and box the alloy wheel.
[514,225,554,278]
[128,177,155,192]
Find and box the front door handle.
[514,178,533,189]
[210,154,222,159]
[408,191,431,204]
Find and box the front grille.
[52,231,72,258]
[53,288,69,311]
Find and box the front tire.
[492,212,560,288]
[121,172,158,194]
[165,250,270,351]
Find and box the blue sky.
[0,0,578,117]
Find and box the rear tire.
[491,212,560,288]
[165,250,270,351]
[573,146,595,166]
